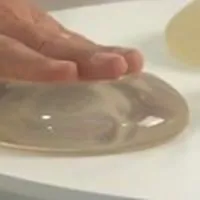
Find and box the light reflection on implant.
[41,115,52,120]
[138,116,165,127]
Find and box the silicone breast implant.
[0,73,188,155]
[166,0,200,66]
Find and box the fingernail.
[91,52,117,65]
[124,50,144,73]
[49,60,78,82]
[90,52,128,78]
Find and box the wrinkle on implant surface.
[0,73,189,155]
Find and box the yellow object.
[166,1,200,66]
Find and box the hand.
[0,0,143,82]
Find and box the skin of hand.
[0,0,144,82]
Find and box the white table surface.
[0,0,199,200]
